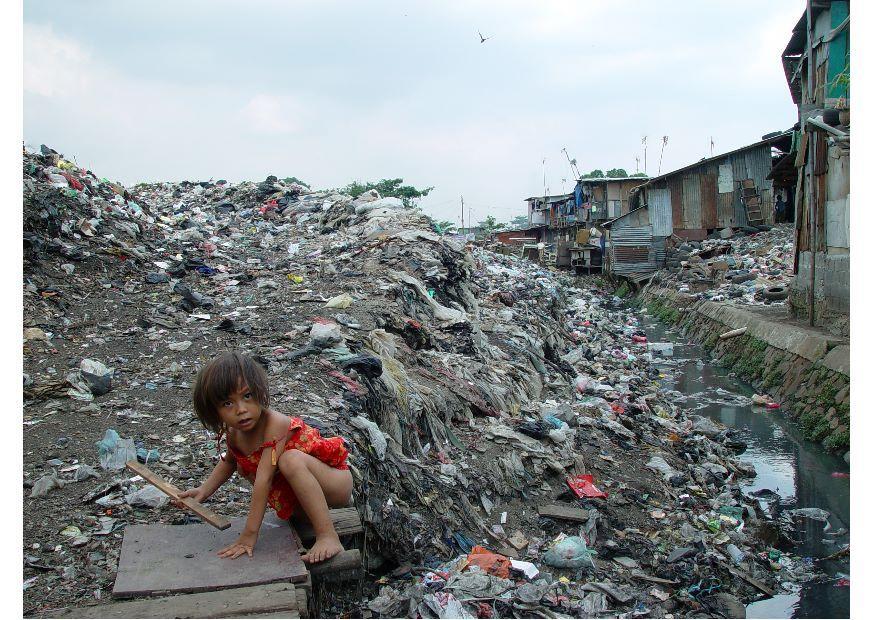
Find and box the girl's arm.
[217,450,277,559]
[198,453,237,500]
[218,414,290,559]
[176,452,236,505]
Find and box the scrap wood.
[538,504,593,523]
[725,565,775,596]
[629,570,679,585]
[125,460,231,530]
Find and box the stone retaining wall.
[638,286,850,457]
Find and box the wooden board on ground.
[126,460,231,530]
[47,582,306,618]
[538,504,593,523]
[292,507,362,544]
[113,514,308,598]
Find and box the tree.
[510,214,530,229]
[605,168,628,178]
[478,215,498,232]
[630,172,648,178]
[282,176,310,188]
[436,220,456,234]
[581,169,605,179]
[342,178,433,207]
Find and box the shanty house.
[781,0,849,334]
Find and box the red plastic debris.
[632,335,647,344]
[835,578,850,587]
[766,402,780,409]
[567,474,608,499]
[831,472,850,479]
[476,602,494,618]
[610,403,625,415]
[465,546,511,578]
[327,370,368,396]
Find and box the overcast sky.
[23,0,803,225]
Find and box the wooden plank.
[307,549,362,582]
[47,583,300,618]
[292,507,362,543]
[726,565,775,596]
[538,504,593,523]
[126,460,231,530]
[113,515,309,598]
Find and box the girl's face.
[217,383,263,432]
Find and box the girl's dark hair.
[192,352,270,434]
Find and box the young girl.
[176,351,353,563]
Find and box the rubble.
[659,225,795,306]
[22,145,831,616]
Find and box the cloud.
[23,23,92,97]
[239,94,302,134]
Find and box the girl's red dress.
[222,416,349,519]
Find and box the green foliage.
[510,215,530,229]
[630,172,648,178]
[282,176,310,188]
[342,178,433,207]
[605,168,628,178]
[476,215,500,237]
[581,169,605,179]
[615,282,630,298]
[824,428,849,452]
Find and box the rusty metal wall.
[682,174,702,229]
[668,177,684,228]
[717,191,735,227]
[700,169,718,229]
[649,188,673,236]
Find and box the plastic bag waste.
[465,546,511,578]
[30,471,65,497]
[543,536,595,569]
[79,358,113,396]
[74,464,100,482]
[351,415,388,460]
[309,321,343,348]
[325,293,353,309]
[96,429,138,470]
[125,484,169,508]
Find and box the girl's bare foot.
[302,533,344,563]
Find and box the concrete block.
[821,345,850,377]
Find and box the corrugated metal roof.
[525,193,574,202]
[630,133,790,187]
[577,177,649,183]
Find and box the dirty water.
[640,313,850,618]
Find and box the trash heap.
[23,146,825,616]
[659,225,795,305]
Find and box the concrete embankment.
[638,284,850,457]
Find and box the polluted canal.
[639,308,850,618]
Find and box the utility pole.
[642,136,647,174]
[460,195,465,233]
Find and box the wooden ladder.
[740,179,764,225]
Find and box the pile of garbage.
[23,146,829,616]
[659,225,795,305]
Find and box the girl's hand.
[173,486,206,509]
[218,530,258,559]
